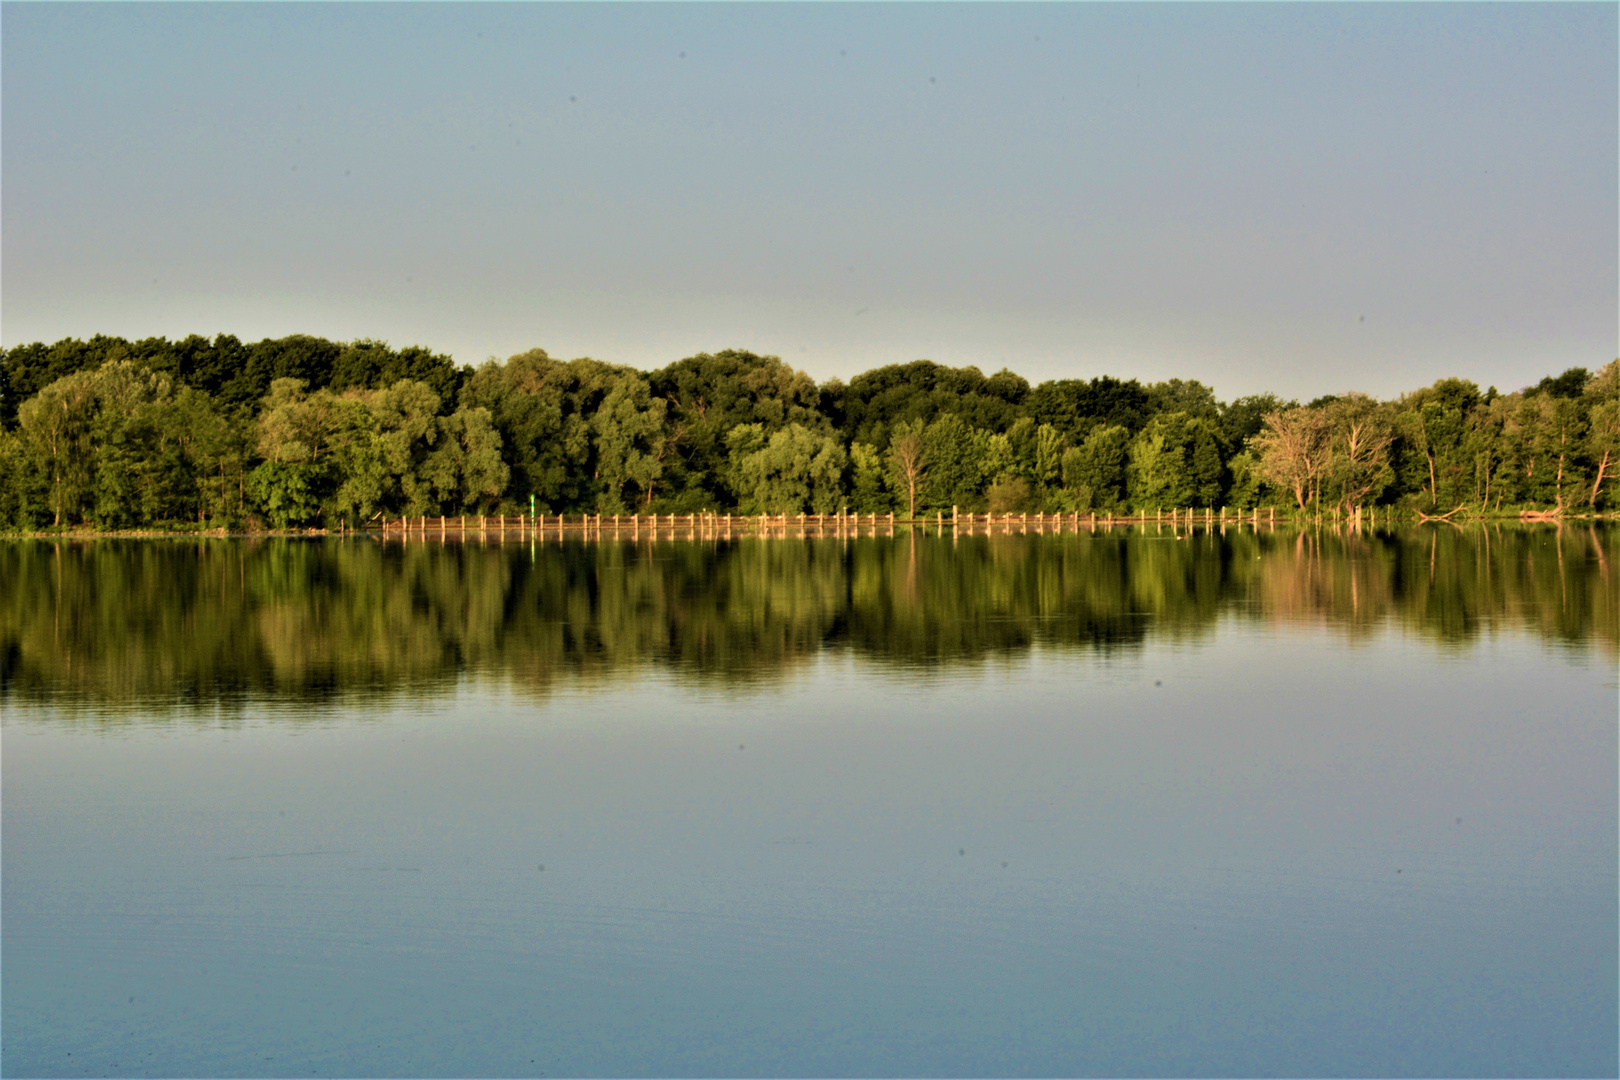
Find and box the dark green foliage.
[1220,393,1293,446]
[1145,379,1221,420]
[1027,376,1151,443]
[1530,367,1590,399]
[329,340,461,407]
[840,361,1029,449]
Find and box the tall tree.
[1584,361,1620,508]
[1322,393,1395,511]
[727,423,847,514]
[1251,407,1333,510]
[886,419,929,519]
[591,374,668,512]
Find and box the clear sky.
[2,2,1614,400]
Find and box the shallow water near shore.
[3,526,1616,1077]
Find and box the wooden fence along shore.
[364,504,1401,542]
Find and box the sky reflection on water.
[2,531,1615,1077]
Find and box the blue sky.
[2,2,1614,399]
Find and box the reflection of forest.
[2,524,1613,712]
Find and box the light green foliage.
[421,406,510,513]
[986,474,1034,512]
[728,423,847,514]
[1584,361,1620,508]
[1127,424,1184,510]
[13,361,213,528]
[17,366,108,526]
[919,414,981,511]
[1224,449,1265,509]
[1059,447,1092,512]
[1126,412,1224,509]
[848,442,892,513]
[326,380,446,521]
[981,431,1017,485]
[589,374,668,513]
[1031,423,1064,492]
[248,378,340,527]
[251,376,494,525]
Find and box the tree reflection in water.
[2,523,1613,715]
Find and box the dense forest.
[1,332,1615,530]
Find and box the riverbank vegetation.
[2,333,1615,530]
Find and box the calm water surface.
[3,526,1615,1077]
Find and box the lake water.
[3,525,1615,1077]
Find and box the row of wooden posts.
[369,506,1319,538]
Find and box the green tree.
[591,374,668,512]
[728,423,847,514]
[841,362,1028,448]
[886,419,929,518]
[919,414,983,511]
[1251,406,1332,510]
[421,406,510,513]
[651,349,827,506]
[848,442,893,513]
[1061,425,1130,510]
[1584,361,1620,508]
[1394,378,1482,510]
[1027,376,1149,443]
[1321,393,1394,511]
[1125,412,1224,509]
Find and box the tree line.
[1,332,1616,529]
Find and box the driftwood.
[1518,508,1564,521]
[1416,505,1467,523]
